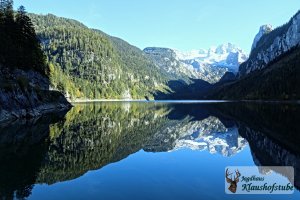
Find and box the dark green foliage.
[0,0,47,75]
[210,47,300,100]
[108,36,167,97]
[29,14,168,99]
[16,75,29,91]
[153,79,212,100]
[217,72,236,83]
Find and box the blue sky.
[14,0,300,53]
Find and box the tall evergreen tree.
[2,0,14,32]
[0,1,4,65]
[16,5,46,72]
[0,0,16,68]
[0,0,47,75]
[0,1,4,23]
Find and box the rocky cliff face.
[251,25,273,51]
[144,43,248,84]
[239,11,300,76]
[143,47,197,81]
[0,69,71,123]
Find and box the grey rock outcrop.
[239,11,300,76]
[251,25,273,51]
[0,69,71,123]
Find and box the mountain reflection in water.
[0,102,299,199]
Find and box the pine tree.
[0,1,4,24]
[0,0,47,75]
[0,0,15,67]
[2,0,14,31]
[0,1,4,65]
[15,5,47,74]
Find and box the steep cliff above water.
[0,68,71,123]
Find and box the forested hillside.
[29,14,168,99]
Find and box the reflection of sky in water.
[29,147,300,200]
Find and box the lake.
[0,101,300,200]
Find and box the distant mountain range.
[144,43,248,84]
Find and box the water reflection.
[0,111,68,199]
[0,102,299,199]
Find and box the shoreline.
[71,99,147,103]
[70,99,300,104]
[0,103,72,125]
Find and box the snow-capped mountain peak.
[216,43,237,54]
[174,43,248,72]
[144,43,248,83]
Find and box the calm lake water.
[0,102,300,200]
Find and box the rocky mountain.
[251,24,273,51]
[142,47,197,82]
[239,11,300,76]
[144,43,248,84]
